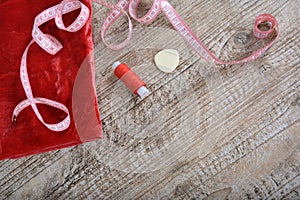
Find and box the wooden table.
[1,0,299,199]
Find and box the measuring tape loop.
[13,0,89,131]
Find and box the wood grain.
[1,0,299,199]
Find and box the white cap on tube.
[137,86,150,99]
[112,61,121,71]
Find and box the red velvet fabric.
[0,0,102,159]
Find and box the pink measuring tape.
[13,0,279,132]
[13,0,90,131]
[97,0,278,64]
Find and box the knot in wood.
[234,32,251,46]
